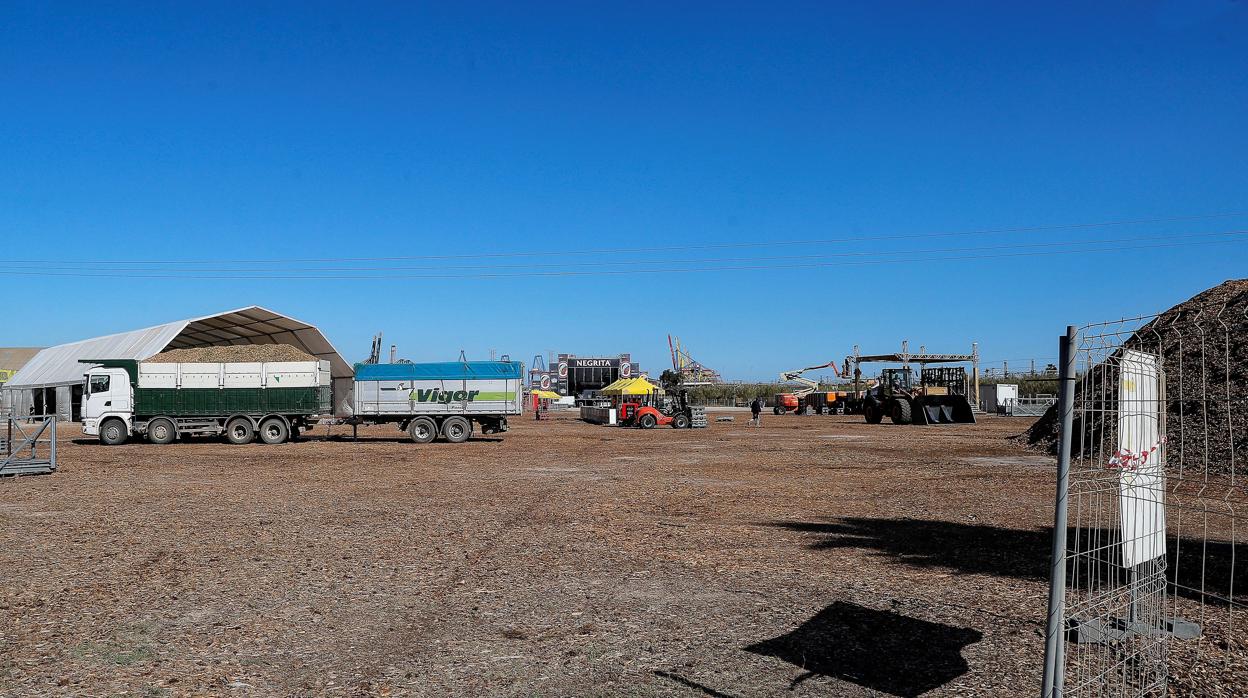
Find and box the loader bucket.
[915,396,976,425]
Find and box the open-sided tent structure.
[600,377,662,396]
[1,307,352,421]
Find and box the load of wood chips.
[144,344,317,363]
[1024,278,1248,474]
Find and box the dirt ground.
[0,412,1169,696]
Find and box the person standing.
[750,397,762,426]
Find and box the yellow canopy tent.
[531,390,560,399]
[600,377,662,396]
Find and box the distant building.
[0,348,42,387]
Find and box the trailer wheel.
[890,399,913,425]
[258,417,290,445]
[225,418,255,445]
[442,416,471,443]
[639,413,657,429]
[408,417,438,444]
[672,413,690,429]
[148,417,177,445]
[100,418,128,446]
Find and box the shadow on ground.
[765,517,1247,606]
[743,601,982,698]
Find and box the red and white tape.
[1106,436,1166,471]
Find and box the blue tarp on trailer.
[353,361,523,381]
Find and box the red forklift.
[617,390,706,429]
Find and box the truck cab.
[82,366,134,443]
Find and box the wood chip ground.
[0,414,1240,696]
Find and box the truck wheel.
[639,413,657,429]
[408,417,437,444]
[890,399,913,425]
[148,417,176,445]
[225,418,255,445]
[258,417,289,445]
[672,413,690,429]
[773,406,783,415]
[442,416,471,443]
[100,418,128,446]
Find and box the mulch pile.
[144,344,317,363]
[1023,279,1248,473]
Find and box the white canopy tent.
[2,306,353,421]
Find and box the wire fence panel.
[1043,297,1247,696]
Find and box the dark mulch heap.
[1023,279,1248,475]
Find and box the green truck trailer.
[81,358,332,445]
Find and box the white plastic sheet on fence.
[1117,350,1166,568]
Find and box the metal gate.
[0,413,58,476]
[1041,298,1246,696]
[1002,396,1059,417]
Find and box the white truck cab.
[81,367,134,442]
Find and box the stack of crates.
[690,406,708,428]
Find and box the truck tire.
[639,413,657,429]
[672,413,690,429]
[100,418,128,446]
[408,417,437,444]
[258,417,289,445]
[442,416,471,443]
[148,417,176,445]
[225,418,255,445]
[890,399,913,425]
[773,406,783,415]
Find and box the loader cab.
[880,368,912,396]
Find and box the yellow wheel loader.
[862,368,976,425]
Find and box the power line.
[0,235,1242,279]
[2,229,1243,274]
[4,210,1247,265]
[4,229,1243,273]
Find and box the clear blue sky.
[3,1,1246,378]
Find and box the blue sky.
[2,1,1246,378]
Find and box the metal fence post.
[1042,325,1077,697]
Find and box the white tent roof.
[4,306,352,389]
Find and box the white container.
[978,383,1018,413]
